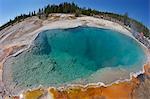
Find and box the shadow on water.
[31,32,51,55]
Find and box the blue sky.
[0,0,150,28]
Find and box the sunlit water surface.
[4,26,147,89]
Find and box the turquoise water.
[5,26,146,88]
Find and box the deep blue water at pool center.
[10,26,146,87]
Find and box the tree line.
[0,2,149,38]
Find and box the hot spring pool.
[3,26,147,90]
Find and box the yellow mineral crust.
[49,76,140,99]
[1,15,149,99]
[11,62,150,99]
[23,88,45,99]
[2,43,150,99]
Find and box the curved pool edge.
[13,61,150,98]
[2,26,149,97]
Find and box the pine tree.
[32,12,34,16]
[124,12,129,26]
[34,11,36,15]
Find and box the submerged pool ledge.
[3,26,147,94]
